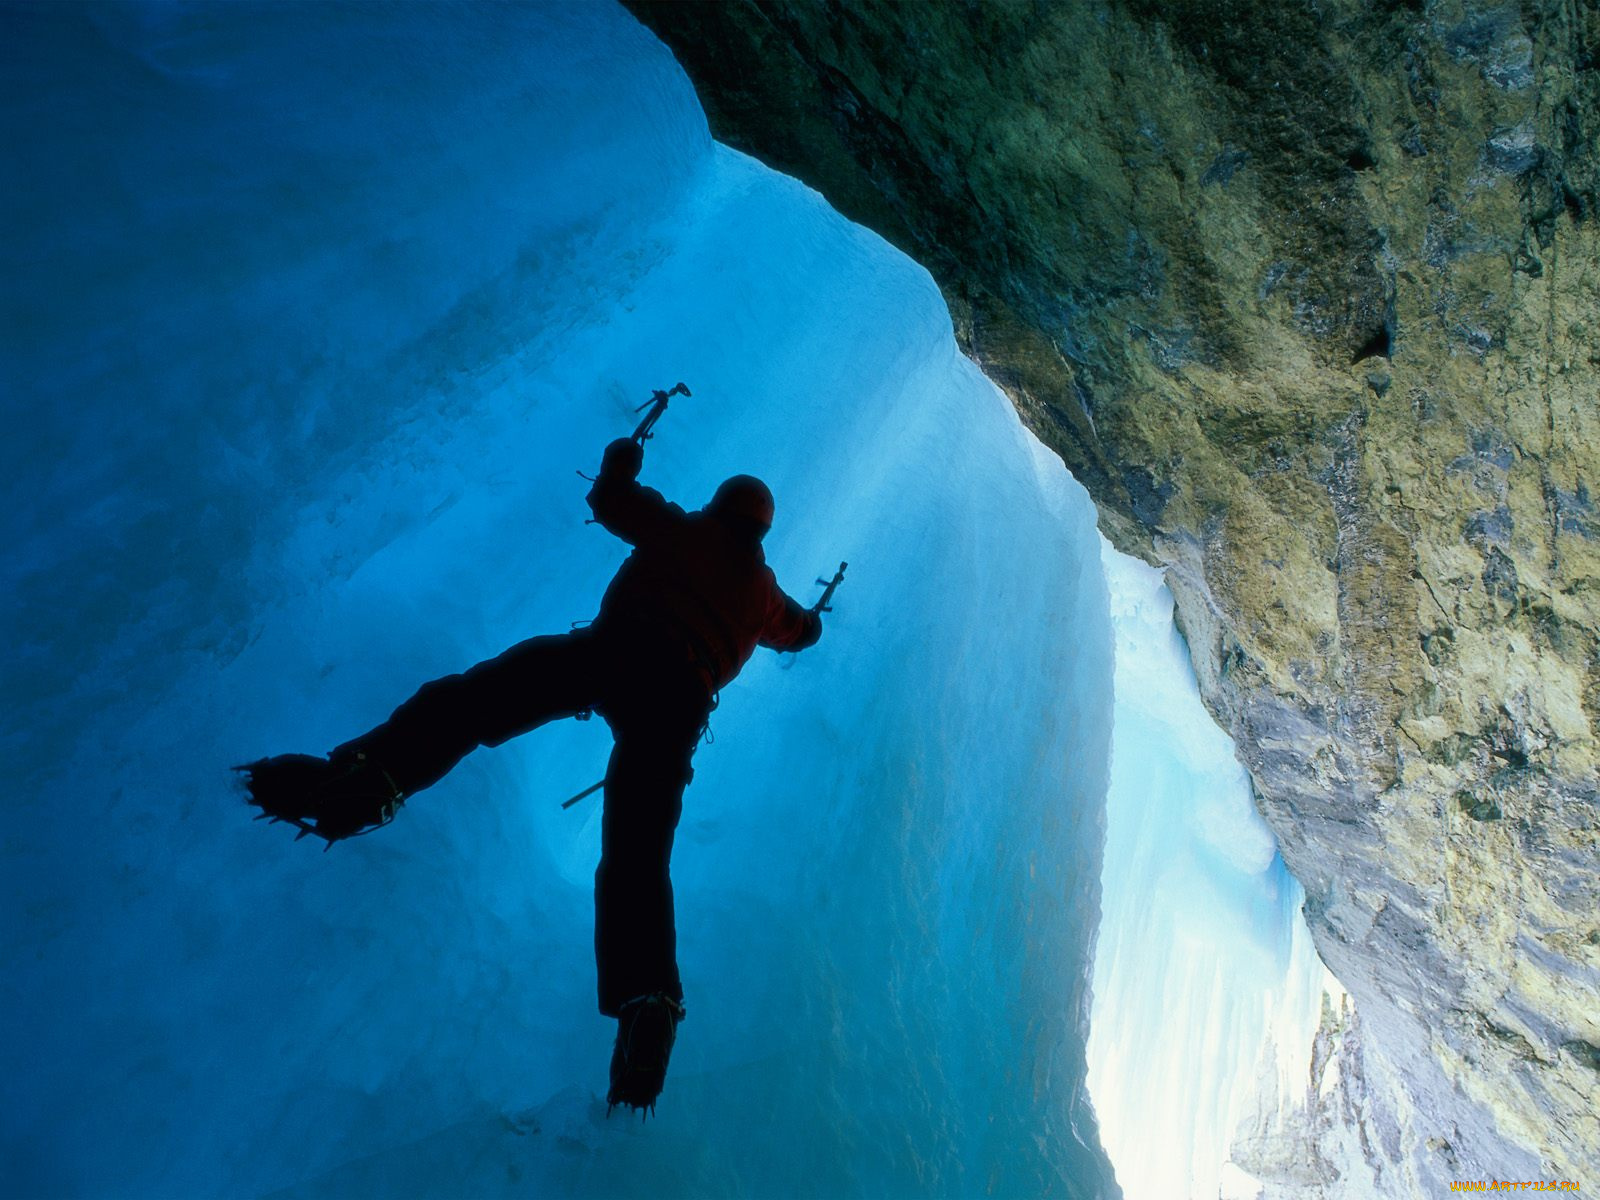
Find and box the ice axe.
[810,562,847,614]
[561,561,849,811]
[631,381,690,444]
[578,381,690,487]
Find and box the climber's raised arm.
[586,437,684,547]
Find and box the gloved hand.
[600,437,643,481]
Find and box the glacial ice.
[1087,550,1342,1199]
[3,3,1336,1198]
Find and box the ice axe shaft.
[810,562,848,614]
[631,381,690,444]
[561,778,605,810]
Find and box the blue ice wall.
[2,5,1119,1197]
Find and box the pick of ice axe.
[561,560,849,811]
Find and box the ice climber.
[236,434,824,1113]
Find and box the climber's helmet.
[706,474,775,543]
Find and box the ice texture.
[3,5,1122,1196]
[1087,550,1339,1200]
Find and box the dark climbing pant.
[334,628,711,1017]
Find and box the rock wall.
[620,0,1600,1192]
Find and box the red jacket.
[587,472,820,690]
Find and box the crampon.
[233,752,405,848]
[606,993,685,1119]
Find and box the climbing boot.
[234,751,405,846]
[606,993,686,1116]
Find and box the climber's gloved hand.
[795,609,823,650]
[600,437,643,482]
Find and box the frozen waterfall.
[1087,551,1344,1200]
[4,4,1335,1198]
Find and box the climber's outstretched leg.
[334,630,607,792]
[238,631,606,842]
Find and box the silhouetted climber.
[236,435,823,1114]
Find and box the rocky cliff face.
[621,0,1600,1192]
